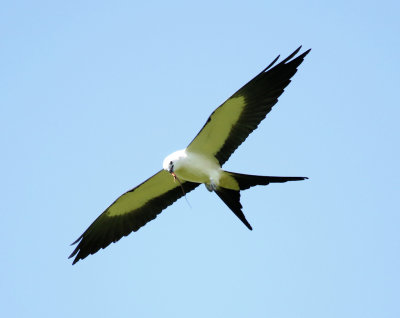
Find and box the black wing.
[69,170,199,264]
[187,47,310,165]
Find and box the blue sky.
[1,1,399,317]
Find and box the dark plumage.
[70,47,310,264]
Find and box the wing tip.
[263,46,311,74]
[69,242,84,265]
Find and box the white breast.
[163,149,222,184]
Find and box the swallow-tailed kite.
[70,46,310,264]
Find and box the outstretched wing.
[69,170,199,264]
[187,46,310,166]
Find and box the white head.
[162,149,187,174]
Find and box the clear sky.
[1,1,399,317]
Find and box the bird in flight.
[70,46,310,264]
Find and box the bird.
[69,46,310,264]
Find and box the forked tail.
[214,172,308,230]
[226,171,308,190]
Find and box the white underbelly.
[174,151,222,184]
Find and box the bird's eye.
[168,161,174,173]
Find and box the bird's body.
[163,149,242,192]
[163,149,222,186]
[70,47,311,264]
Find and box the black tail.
[226,171,308,190]
[214,187,252,230]
[214,172,307,230]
